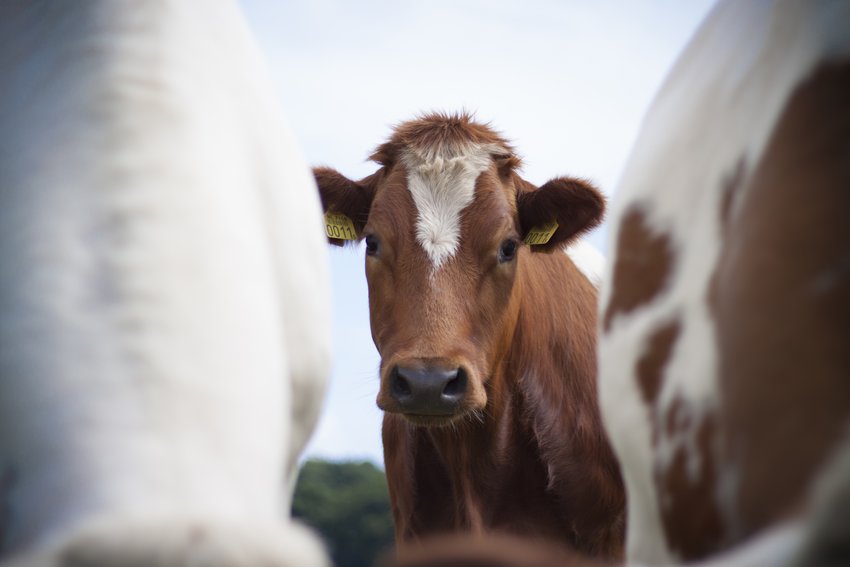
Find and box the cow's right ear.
[313,167,377,246]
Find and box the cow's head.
[314,114,603,426]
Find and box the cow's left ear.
[516,176,605,252]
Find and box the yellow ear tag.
[524,221,559,246]
[324,212,358,240]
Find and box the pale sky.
[239,1,717,465]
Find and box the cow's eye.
[498,239,518,263]
[365,234,380,256]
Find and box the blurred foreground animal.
[388,0,850,565]
[0,1,330,565]
[314,113,625,559]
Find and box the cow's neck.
[509,249,603,463]
[414,250,606,531]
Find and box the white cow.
[0,1,330,565]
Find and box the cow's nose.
[390,365,467,415]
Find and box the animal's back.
[0,1,329,564]
[599,0,850,564]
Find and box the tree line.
[293,459,395,567]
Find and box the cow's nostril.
[391,367,412,399]
[442,368,467,398]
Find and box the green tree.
[293,459,394,567]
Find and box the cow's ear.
[313,167,377,246]
[516,176,605,252]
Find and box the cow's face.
[314,115,603,426]
[359,154,523,427]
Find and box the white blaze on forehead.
[401,144,503,269]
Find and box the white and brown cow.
[0,1,329,565]
[390,1,850,567]
[315,114,625,558]
[599,0,850,564]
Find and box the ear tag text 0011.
[524,221,558,245]
[324,212,358,240]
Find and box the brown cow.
[314,113,625,559]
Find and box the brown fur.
[370,112,518,168]
[313,167,382,246]
[515,177,605,253]
[384,533,609,567]
[709,61,850,542]
[602,208,675,331]
[314,113,625,560]
[635,320,680,407]
[382,249,624,556]
[633,320,726,557]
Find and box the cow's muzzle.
[388,364,468,416]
